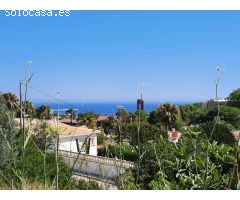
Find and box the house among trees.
[54,121,100,156]
[15,118,99,156]
[203,99,228,109]
[59,131,98,156]
[97,115,109,122]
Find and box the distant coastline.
[33,101,195,115]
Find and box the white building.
[202,99,228,109]
[56,123,100,156]
[59,132,98,156]
[14,118,99,156]
[45,119,99,156]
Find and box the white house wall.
[59,135,98,156]
[89,136,97,156]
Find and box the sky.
[0,10,240,103]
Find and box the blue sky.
[0,11,240,103]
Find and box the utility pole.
[56,90,60,190]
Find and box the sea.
[33,102,194,115]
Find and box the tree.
[128,111,148,124]
[228,88,240,108]
[1,93,19,115]
[36,105,52,120]
[199,121,236,146]
[116,108,129,123]
[66,108,76,124]
[148,110,158,125]
[100,116,117,135]
[155,103,180,131]
[124,122,165,153]
[205,106,240,129]
[0,95,17,168]
[77,112,98,127]
[20,101,36,118]
[180,103,207,125]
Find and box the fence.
[59,150,134,168]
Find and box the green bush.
[180,103,208,125]
[0,96,17,169]
[88,123,95,129]
[123,134,238,190]
[75,179,102,190]
[16,138,71,189]
[66,179,102,190]
[98,144,138,162]
[199,121,236,145]
[97,134,106,145]
[206,106,240,129]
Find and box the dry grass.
[0,183,55,190]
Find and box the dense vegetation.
[117,134,239,190]
[0,94,102,190]
[1,87,240,190]
[97,89,240,190]
[98,144,138,162]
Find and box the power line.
[22,83,79,109]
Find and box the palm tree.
[36,105,52,120]
[2,93,19,114]
[77,112,98,127]
[156,103,179,131]
[66,108,76,124]
[22,101,36,118]
[116,108,129,123]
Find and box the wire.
[22,83,79,109]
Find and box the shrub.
[0,96,17,169]
[199,121,236,145]
[98,144,138,162]
[88,123,95,129]
[97,134,106,145]
[16,138,71,189]
[227,88,240,108]
[75,179,102,190]
[125,134,237,190]
[124,122,165,152]
[206,106,240,129]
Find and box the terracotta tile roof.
[15,118,100,139]
[60,119,79,124]
[97,115,109,122]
